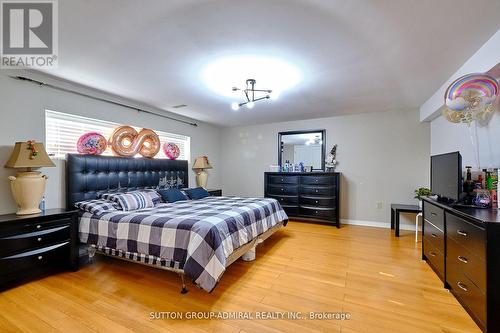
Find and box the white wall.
[0,71,222,214]
[431,112,500,169]
[220,109,430,228]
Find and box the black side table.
[208,189,222,196]
[391,204,421,237]
[0,208,79,289]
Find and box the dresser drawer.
[282,206,299,216]
[423,219,444,252]
[268,175,299,185]
[446,213,485,260]
[300,206,335,218]
[267,184,298,196]
[447,262,486,327]
[1,218,72,238]
[0,242,70,280]
[0,225,70,258]
[423,201,444,231]
[301,175,336,186]
[447,237,486,292]
[300,185,335,196]
[268,195,299,206]
[300,196,335,207]
[423,238,444,280]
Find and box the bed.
[66,154,288,292]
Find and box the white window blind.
[45,110,190,161]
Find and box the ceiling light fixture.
[231,79,271,110]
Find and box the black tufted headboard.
[66,154,188,208]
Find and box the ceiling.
[42,0,500,127]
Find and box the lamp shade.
[5,142,55,169]
[192,156,212,170]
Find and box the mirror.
[278,130,326,171]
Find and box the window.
[45,110,190,161]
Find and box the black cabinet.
[422,198,500,332]
[264,172,340,228]
[207,189,222,197]
[0,209,79,290]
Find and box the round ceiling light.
[201,56,302,98]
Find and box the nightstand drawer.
[0,242,70,281]
[1,218,71,238]
[0,225,70,258]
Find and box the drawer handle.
[457,230,468,237]
[431,233,437,238]
[428,251,437,257]
[281,189,284,191]
[281,178,284,182]
[315,211,318,214]
[315,190,318,193]
[315,179,318,182]
[457,281,468,292]
[38,255,43,260]
[431,212,437,216]
[37,237,42,242]
[457,256,468,264]
[36,225,41,229]
[315,200,319,204]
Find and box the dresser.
[264,172,340,227]
[422,198,500,332]
[0,209,79,289]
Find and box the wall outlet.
[376,202,383,209]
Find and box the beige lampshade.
[4,142,55,169]
[192,156,212,170]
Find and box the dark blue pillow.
[185,187,210,200]
[157,189,188,203]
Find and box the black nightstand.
[208,189,222,196]
[0,208,79,289]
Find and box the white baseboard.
[341,219,420,231]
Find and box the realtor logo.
[1,0,58,68]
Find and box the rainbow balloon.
[444,73,498,124]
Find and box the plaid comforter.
[79,196,288,292]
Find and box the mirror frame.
[278,129,326,171]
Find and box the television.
[431,152,462,203]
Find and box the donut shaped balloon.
[77,132,107,155]
[109,126,160,158]
[163,142,180,160]
[444,73,499,124]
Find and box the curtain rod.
[10,75,198,127]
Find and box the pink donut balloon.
[163,142,180,160]
[109,126,160,158]
[77,132,107,155]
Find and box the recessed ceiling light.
[201,56,302,98]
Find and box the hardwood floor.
[0,222,481,333]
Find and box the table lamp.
[4,141,55,215]
[192,156,212,188]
